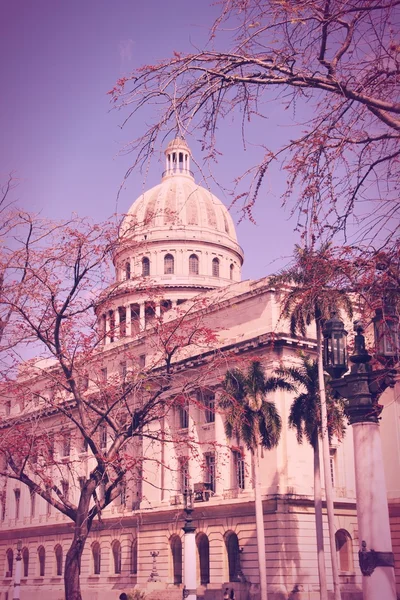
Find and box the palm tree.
[220,360,293,600]
[276,355,346,600]
[270,243,353,600]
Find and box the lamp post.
[323,306,398,600]
[13,539,22,600]
[182,488,196,600]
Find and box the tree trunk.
[64,491,93,600]
[313,439,328,600]
[253,447,268,600]
[316,320,341,600]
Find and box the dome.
[119,139,240,250]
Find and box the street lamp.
[323,310,398,600]
[13,539,22,600]
[182,488,197,600]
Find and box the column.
[155,302,161,319]
[125,304,132,337]
[183,513,196,600]
[139,302,145,331]
[114,308,120,341]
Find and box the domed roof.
[119,139,240,251]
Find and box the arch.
[170,534,182,585]
[38,545,45,577]
[189,254,199,275]
[92,541,101,575]
[125,261,131,280]
[335,529,354,572]
[22,547,29,578]
[230,263,234,280]
[164,254,174,275]
[212,257,220,277]
[6,548,13,577]
[112,540,122,574]
[130,539,138,575]
[142,257,150,277]
[55,544,63,576]
[225,531,241,582]
[196,532,210,585]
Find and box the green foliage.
[220,360,293,452]
[270,243,353,336]
[276,354,346,450]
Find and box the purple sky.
[1,0,301,280]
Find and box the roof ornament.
[163,138,193,179]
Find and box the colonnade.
[101,299,179,344]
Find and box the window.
[5,401,11,416]
[164,254,174,274]
[178,397,189,429]
[62,436,71,458]
[6,548,13,577]
[230,263,234,280]
[179,457,189,494]
[212,257,220,277]
[142,257,150,277]
[14,489,20,519]
[22,547,29,577]
[38,546,45,577]
[335,530,354,572]
[189,254,199,275]
[45,485,52,516]
[139,354,146,368]
[61,480,69,502]
[196,533,210,585]
[233,449,245,490]
[100,367,107,384]
[170,535,182,585]
[30,491,36,518]
[130,539,138,575]
[0,492,6,521]
[199,390,215,424]
[125,261,131,280]
[120,482,127,507]
[92,542,101,575]
[225,532,241,582]
[100,424,107,449]
[112,540,122,574]
[55,544,63,576]
[205,453,216,493]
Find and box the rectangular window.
[30,491,36,518]
[62,436,71,458]
[139,354,146,368]
[61,480,69,502]
[120,482,127,506]
[100,367,107,384]
[5,401,11,416]
[201,390,215,424]
[179,457,190,494]
[179,399,189,429]
[205,453,216,493]
[14,489,20,519]
[232,450,245,490]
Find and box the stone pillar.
[13,544,22,600]
[105,313,111,345]
[125,304,132,337]
[183,512,197,600]
[155,302,161,319]
[114,308,120,341]
[139,302,145,331]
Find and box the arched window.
[189,254,199,275]
[170,535,182,585]
[130,539,138,575]
[164,254,174,275]
[55,544,63,576]
[196,533,210,585]
[38,545,45,577]
[225,531,242,582]
[112,540,121,574]
[92,542,101,575]
[142,257,150,277]
[335,529,354,572]
[212,257,220,277]
[125,261,131,280]
[22,547,29,578]
[6,548,13,577]
[230,264,234,280]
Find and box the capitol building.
[0,139,399,600]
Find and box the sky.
[0,0,302,281]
